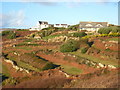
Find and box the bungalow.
[54,24,68,28]
[79,22,108,32]
[30,21,49,31]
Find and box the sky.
[0,1,119,29]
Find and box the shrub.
[2,77,18,86]
[42,62,57,70]
[7,32,16,39]
[2,31,11,36]
[60,40,80,52]
[2,31,16,39]
[81,47,88,54]
[67,24,79,31]
[98,26,120,34]
[98,27,111,34]
[73,32,87,37]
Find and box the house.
[79,22,108,32]
[54,24,68,28]
[30,21,49,31]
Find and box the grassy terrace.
[15,46,32,50]
[70,51,119,67]
[61,64,83,75]
[42,34,65,40]
[7,56,41,72]
[2,63,10,77]
[105,37,119,41]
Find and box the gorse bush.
[2,31,16,39]
[7,32,16,39]
[98,26,120,34]
[67,24,79,31]
[81,47,89,54]
[73,32,87,37]
[2,31,11,36]
[42,62,57,70]
[60,40,80,52]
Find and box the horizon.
[0,2,119,29]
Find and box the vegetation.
[61,64,83,75]
[73,32,87,37]
[70,51,118,67]
[67,24,79,31]
[60,40,80,52]
[16,29,29,31]
[42,62,57,70]
[2,31,16,39]
[2,77,18,86]
[98,26,120,34]
[80,47,89,54]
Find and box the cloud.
[0,10,25,28]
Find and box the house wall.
[54,24,68,28]
[30,24,49,31]
[40,24,49,30]
[80,28,99,32]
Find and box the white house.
[30,21,49,31]
[79,22,108,32]
[54,24,68,28]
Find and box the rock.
[98,63,104,68]
[108,65,116,69]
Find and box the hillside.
[1,27,120,88]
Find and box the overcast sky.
[0,1,119,29]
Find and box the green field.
[2,63,10,77]
[42,34,65,40]
[61,64,83,75]
[105,37,119,41]
[15,46,32,50]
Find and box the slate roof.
[39,21,48,24]
[80,22,108,28]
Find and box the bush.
[2,31,11,36]
[81,47,88,54]
[42,62,57,70]
[2,31,16,39]
[7,32,16,39]
[73,32,87,37]
[98,27,111,34]
[60,40,80,52]
[67,24,79,31]
[2,77,18,86]
[98,26,120,34]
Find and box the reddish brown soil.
[71,71,119,88]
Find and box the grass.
[42,34,65,40]
[15,46,32,50]
[70,51,119,67]
[2,63,11,77]
[105,37,119,41]
[61,64,83,75]
[7,56,41,72]
[16,60,41,72]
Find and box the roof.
[39,21,48,24]
[80,22,108,28]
